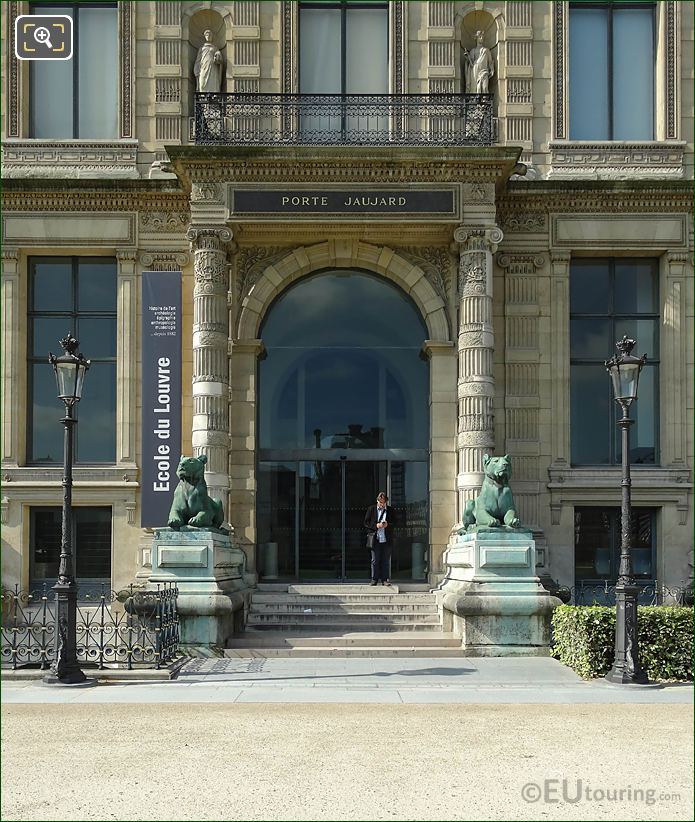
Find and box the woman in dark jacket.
[364,491,396,586]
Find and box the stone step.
[226,632,461,648]
[288,584,407,595]
[252,594,436,605]
[249,603,439,614]
[248,610,441,622]
[245,620,443,632]
[224,647,465,658]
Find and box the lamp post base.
[605,581,651,686]
[42,674,98,687]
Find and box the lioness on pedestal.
[167,454,225,530]
[462,453,521,529]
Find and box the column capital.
[498,253,545,270]
[421,340,455,359]
[187,225,235,253]
[453,226,504,254]
[115,248,137,263]
[1,247,19,263]
[139,251,190,271]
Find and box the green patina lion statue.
[167,454,225,530]
[462,453,521,530]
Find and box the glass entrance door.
[258,458,427,581]
[297,460,386,580]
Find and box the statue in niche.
[462,29,495,95]
[194,29,223,93]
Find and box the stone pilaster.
[187,225,234,511]
[115,249,138,467]
[1,247,20,467]
[453,226,503,525]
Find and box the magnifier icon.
[34,26,53,49]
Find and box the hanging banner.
[141,271,182,528]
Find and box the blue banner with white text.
[141,271,182,528]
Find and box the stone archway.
[236,240,450,342]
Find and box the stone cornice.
[166,145,522,190]
[1,183,189,214]
[499,180,693,216]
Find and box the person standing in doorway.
[364,491,395,586]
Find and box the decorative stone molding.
[281,1,298,94]
[0,497,9,525]
[7,1,20,138]
[548,142,686,180]
[1,141,141,179]
[552,1,567,140]
[119,1,134,138]
[547,466,692,527]
[1,189,190,214]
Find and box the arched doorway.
[256,269,430,581]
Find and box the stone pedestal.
[148,527,251,647]
[439,528,562,656]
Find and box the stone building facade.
[1,2,693,601]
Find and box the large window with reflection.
[570,258,659,465]
[257,270,429,580]
[569,2,655,140]
[28,257,117,464]
[29,2,118,138]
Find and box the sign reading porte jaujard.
[229,186,459,220]
[141,271,182,528]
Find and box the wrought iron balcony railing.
[193,92,495,147]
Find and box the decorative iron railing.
[193,92,495,146]
[1,583,179,671]
[542,581,693,607]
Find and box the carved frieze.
[548,142,686,180]
[1,141,140,180]
[140,212,189,233]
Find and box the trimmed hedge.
[551,605,694,681]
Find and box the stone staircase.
[225,584,463,657]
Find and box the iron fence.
[1,583,179,671]
[542,580,693,607]
[194,92,495,146]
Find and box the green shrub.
[551,605,694,681]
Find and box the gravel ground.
[2,703,692,821]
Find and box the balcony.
[193,93,495,147]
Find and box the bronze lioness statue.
[463,453,521,529]
[167,454,225,530]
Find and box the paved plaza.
[2,656,693,705]
[2,658,692,820]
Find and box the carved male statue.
[462,30,495,94]
[194,29,223,93]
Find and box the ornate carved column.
[453,226,503,525]
[187,226,234,510]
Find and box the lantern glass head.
[49,335,90,405]
[605,336,646,406]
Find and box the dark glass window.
[574,506,656,599]
[570,258,658,465]
[569,2,655,140]
[29,2,118,138]
[259,270,429,450]
[30,506,112,592]
[28,257,117,464]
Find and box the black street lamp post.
[604,335,649,685]
[44,334,96,686]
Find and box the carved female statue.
[462,30,495,94]
[193,29,223,93]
